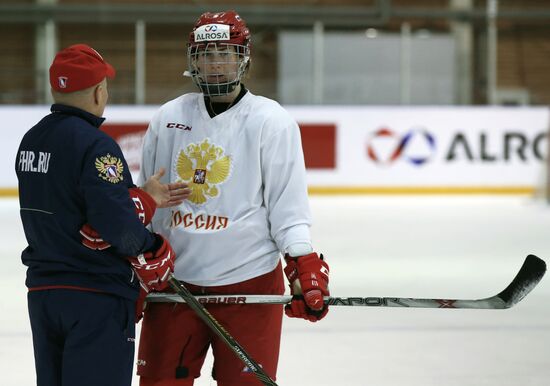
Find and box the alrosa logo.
[367,127,436,166]
[194,24,230,42]
[366,127,547,166]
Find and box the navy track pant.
[28,289,135,386]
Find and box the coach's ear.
[92,78,109,116]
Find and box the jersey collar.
[203,85,248,119]
[50,104,106,128]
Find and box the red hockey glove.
[80,187,157,250]
[128,187,157,225]
[284,252,330,322]
[127,234,175,293]
[80,223,110,250]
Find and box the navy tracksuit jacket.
[16,104,156,386]
[16,103,156,298]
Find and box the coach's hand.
[284,252,330,322]
[142,168,191,208]
[128,234,175,292]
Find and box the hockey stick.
[154,255,546,310]
[167,276,278,386]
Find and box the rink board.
[2,105,549,194]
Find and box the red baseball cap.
[49,44,116,93]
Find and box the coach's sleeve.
[80,135,156,256]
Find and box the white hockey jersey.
[138,91,312,286]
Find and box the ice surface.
[2,196,549,385]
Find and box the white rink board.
[2,105,549,190]
[0,105,158,189]
[289,106,550,187]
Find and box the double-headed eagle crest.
[95,154,124,183]
[176,139,231,204]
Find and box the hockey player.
[16,44,187,386]
[136,10,330,386]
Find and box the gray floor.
[2,196,549,386]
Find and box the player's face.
[193,43,240,84]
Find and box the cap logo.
[58,76,68,89]
[194,24,230,42]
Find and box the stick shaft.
[167,276,278,386]
[147,293,503,308]
[153,255,546,310]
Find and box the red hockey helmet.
[188,10,251,49]
[186,11,251,96]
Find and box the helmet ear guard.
[186,10,251,96]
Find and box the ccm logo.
[167,122,192,131]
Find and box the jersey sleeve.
[260,112,313,253]
[80,134,156,256]
[137,112,161,187]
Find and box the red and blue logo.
[366,127,436,166]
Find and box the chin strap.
[198,79,240,96]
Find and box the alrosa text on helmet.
[194,24,230,42]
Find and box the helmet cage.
[187,42,250,97]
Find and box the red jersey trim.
[28,285,107,294]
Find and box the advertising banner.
[3,106,548,194]
[289,106,549,193]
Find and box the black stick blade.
[497,255,546,308]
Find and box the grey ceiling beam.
[0,4,382,26]
[1,3,550,27]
